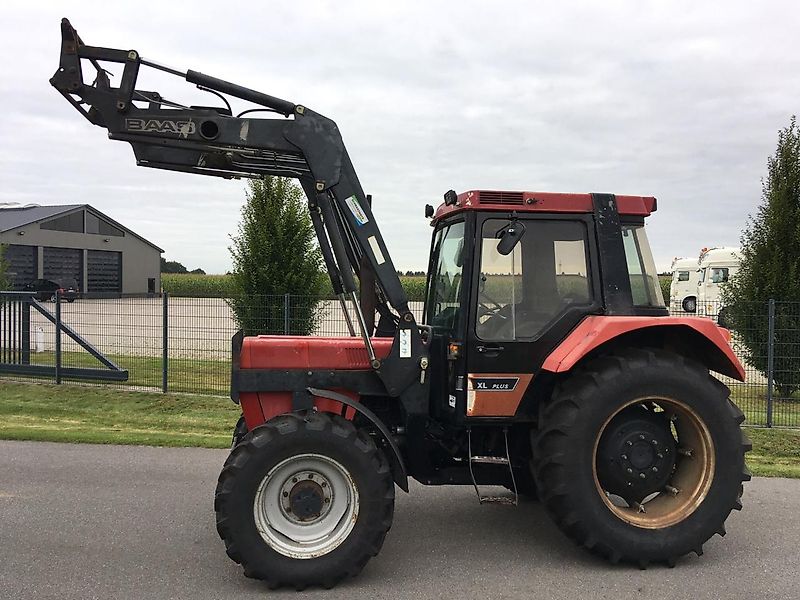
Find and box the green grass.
[744,428,800,478]
[0,381,797,477]
[25,350,230,395]
[0,381,238,448]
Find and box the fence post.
[162,292,169,393]
[20,298,30,365]
[55,291,62,385]
[284,293,290,335]
[766,298,775,428]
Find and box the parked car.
[23,278,79,302]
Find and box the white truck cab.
[696,247,741,324]
[669,257,700,312]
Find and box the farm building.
[0,203,162,295]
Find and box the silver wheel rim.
[253,453,359,559]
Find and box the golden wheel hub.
[593,397,715,529]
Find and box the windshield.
[425,221,466,333]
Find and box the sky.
[1,1,798,273]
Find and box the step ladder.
[468,427,518,506]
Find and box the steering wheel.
[477,274,508,321]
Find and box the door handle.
[476,344,504,354]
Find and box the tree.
[723,116,800,397]
[0,244,9,290]
[161,258,188,273]
[228,176,326,335]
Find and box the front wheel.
[682,296,697,313]
[215,411,395,589]
[533,349,750,567]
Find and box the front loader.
[52,19,751,589]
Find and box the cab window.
[621,225,664,307]
[426,221,466,334]
[710,267,729,283]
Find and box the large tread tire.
[532,348,751,567]
[507,466,539,500]
[230,416,248,449]
[215,411,395,589]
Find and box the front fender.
[541,316,745,381]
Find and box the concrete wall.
[0,223,161,295]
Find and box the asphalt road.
[1,440,797,600]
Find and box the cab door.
[465,214,600,418]
[424,217,472,422]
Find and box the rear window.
[622,225,665,307]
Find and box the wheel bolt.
[651,439,658,445]
[292,477,298,483]
[678,447,693,457]
[627,441,633,446]
[283,491,289,497]
[639,434,645,440]
[308,474,314,479]
[656,453,663,459]
[621,454,628,460]
[321,482,327,488]
[652,466,658,473]
[324,498,330,503]
[639,473,646,479]
[627,468,633,474]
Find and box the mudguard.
[308,387,408,493]
[541,316,746,381]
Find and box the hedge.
[162,273,428,302]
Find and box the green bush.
[658,275,671,303]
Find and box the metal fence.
[1,293,798,428]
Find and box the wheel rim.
[253,453,359,559]
[593,397,715,529]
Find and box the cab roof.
[432,190,657,223]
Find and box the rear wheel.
[215,411,395,589]
[533,349,750,566]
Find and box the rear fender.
[541,316,745,381]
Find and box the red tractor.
[52,19,750,589]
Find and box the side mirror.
[496,220,526,256]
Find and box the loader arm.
[50,18,426,387]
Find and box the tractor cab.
[424,190,665,420]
